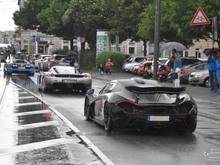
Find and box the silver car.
[37,66,92,93]
[189,70,209,87]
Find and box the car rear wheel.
[203,77,209,87]
[104,103,113,133]
[187,117,197,133]
[84,98,91,121]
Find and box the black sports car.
[84,78,197,133]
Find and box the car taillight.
[181,69,189,75]
[84,73,91,79]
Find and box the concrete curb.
[10,81,115,165]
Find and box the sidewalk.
[0,80,105,165]
[91,71,220,121]
[0,63,7,106]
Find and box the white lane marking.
[11,82,115,165]
[19,96,35,99]
[18,92,29,95]
[0,138,74,157]
[14,102,42,107]
[15,110,51,117]
[17,121,59,130]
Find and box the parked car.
[34,55,52,69]
[37,66,92,93]
[58,56,75,66]
[84,78,197,133]
[159,57,203,82]
[179,62,207,83]
[49,54,69,67]
[5,58,35,76]
[122,56,146,72]
[189,70,209,87]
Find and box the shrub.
[96,51,125,70]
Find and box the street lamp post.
[153,0,160,80]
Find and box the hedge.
[96,51,125,70]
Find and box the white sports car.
[37,66,92,93]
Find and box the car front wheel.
[104,103,113,133]
[84,98,91,121]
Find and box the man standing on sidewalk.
[207,52,216,91]
[173,49,182,87]
[215,51,220,92]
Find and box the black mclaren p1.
[84,78,197,133]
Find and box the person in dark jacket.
[214,51,220,92]
[207,52,216,91]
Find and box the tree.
[62,0,109,50]
[37,0,75,49]
[13,0,51,31]
[137,0,220,48]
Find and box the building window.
[129,47,135,54]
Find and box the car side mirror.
[86,89,94,95]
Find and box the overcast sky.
[0,0,19,31]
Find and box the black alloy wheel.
[104,103,113,133]
[203,77,209,87]
[187,117,197,133]
[84,98,91,121]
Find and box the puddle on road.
[15,103,49,113]
[17,113,52,125]
[15,145,71,165]
[17,126,60,145]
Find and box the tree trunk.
[70,39,73,50]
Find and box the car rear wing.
[126,86,186,95]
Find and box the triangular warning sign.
[191,7,210,25]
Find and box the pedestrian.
[98,63,104,75]
[172,49,182,87]
[105,59,113,75]
[214,51,220,92]
[207,51,216,91]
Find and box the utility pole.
[153,0,160,80]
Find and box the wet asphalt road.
[9,74,220,165]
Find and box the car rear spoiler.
[126,86,186,94]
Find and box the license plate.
[147,116,170,122]
[19,67,25,70]
[62,79,77,83]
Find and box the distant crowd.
[207,50,220,93]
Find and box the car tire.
[104,103,113,133]
[187,117,197,133]
[42,80,49,93]
[84,98,91,121]
[203,77,209,87]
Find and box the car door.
[94,83,114,121]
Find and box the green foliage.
[13,0,51,31]
[37,0,72,39]
[96,51,125,70]
[137,0,220,47]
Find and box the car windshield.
[136,93,176,104]
[53,66,79,74]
